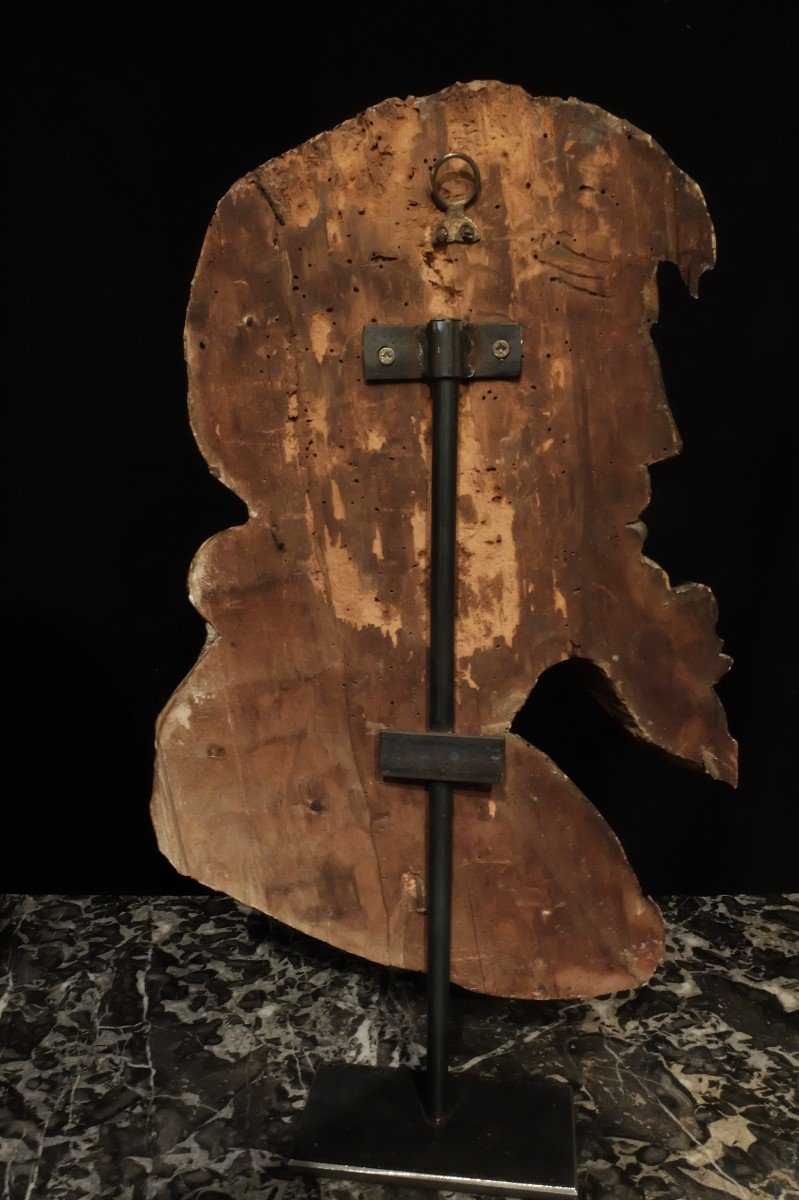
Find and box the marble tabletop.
[0,894,796,1200]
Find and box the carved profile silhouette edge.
[152,81,737,999]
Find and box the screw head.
[460,221,478,243]
[377,345,396,366]
[492,338,511,360]
[433,225,449,245]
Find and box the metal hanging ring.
[430,152,482,212]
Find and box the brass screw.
[460,221,478,243]
[492,339,511,360]
[378,345,396,366]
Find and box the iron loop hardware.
[430,152,482,212]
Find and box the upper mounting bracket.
[363,320,522,383]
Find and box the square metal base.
[288,1064,577,1197]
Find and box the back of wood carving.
[152,81,737,999]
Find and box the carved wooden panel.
[152,81,737,999]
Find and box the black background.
[4,4,796,896]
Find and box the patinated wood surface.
[152,81,737,999]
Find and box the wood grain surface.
[152,81,737,999]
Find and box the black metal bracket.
[364,320,522,382]
[380,730,505,784]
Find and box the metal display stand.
[288,307,578,1197]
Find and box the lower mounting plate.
[288,1063,578,1198]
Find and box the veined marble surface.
[0,895,796,1200]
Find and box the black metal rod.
[430,373,458,732]
[425,323,459,1123]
